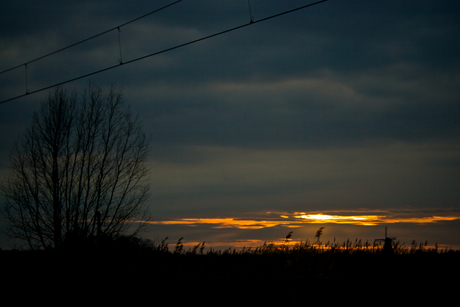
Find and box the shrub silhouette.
[2,232,459,282]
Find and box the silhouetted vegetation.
[2,232,459,283]
[1,83,151,250]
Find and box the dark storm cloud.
[101,0,460,152]
[1,0,459,164]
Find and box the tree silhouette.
[1,82,151,250]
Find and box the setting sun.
[293,213,382,226]
[148,210,460,229]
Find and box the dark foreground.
[2,237,459,282]
[2,237,459,302]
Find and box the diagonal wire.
[0,0,183,75]
[0,0,328,105]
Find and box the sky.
[1,0,460,251]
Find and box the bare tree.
[1,82,151,250]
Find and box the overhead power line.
[0,0,328,105]
[0,0,183,75]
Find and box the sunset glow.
[148,211,460,229]
[151,218,293,229]
[293,213,382,226]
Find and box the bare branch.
[1,82,151,250]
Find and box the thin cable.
[128,0,328,64]
[248,0,255,23]
[0,0,183,75]
[0,0,328,105]
[118,27,123,64]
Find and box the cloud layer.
[1,0,459,249]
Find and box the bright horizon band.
[148,212,460,229]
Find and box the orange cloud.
[148,211,460,229]
[293,213,382,226]
[150,218,294,229]
[292,212,460,226]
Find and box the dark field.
[3,236,459,281]
[2,237,458,300]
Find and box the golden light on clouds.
[151,218,293,229]
[149,210,460,229]
[293,213,382,226]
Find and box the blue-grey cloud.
[1,0,460,249]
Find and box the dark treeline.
[2,235,459,282]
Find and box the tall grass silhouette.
[2,228,459,281]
